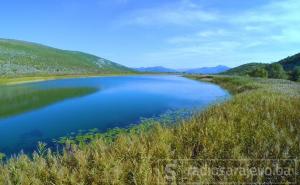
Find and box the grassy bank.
[0,73,138,85]
[0,75,299,184]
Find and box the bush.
[291,67,300,82]
[0,153,5,161]
[266,64,287,79]
[248,68,268,78]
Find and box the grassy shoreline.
[0,73,181,86]
[0,73,140,85]
[0,75,299,184]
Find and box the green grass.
[0,86,97,118]
[0,39,134,77]
[0,75,299,184]
[187,75,260,94]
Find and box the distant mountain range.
[134,65,231,74]
[0,39,133,77]
[183,65,231,74]
[134,66,178,73]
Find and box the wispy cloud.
[116,0,300,67]
[121,0,218,26]
[235,0,300,43]
[167,29,229,44]
[235,0,300,24]
[152,0,300,67]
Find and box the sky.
[1,0,300,68]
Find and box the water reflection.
[0,85,98,118]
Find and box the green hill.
[223,53,300,78]
[0,39,133,77]
[222,63,267,76]
[278,53,300,71]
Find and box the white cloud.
[235,0,300,43]
[271,29,300,43]
[167,29,229,44]
[164,0,300,65]
[122,1,218,26]
[122,0,300,67]
[236,0,300,24]
[196,29,227,37]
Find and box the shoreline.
[0,73,178,86]
[0,73,142,86]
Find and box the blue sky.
[1,0,300,68]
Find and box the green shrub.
[248,67,268,78]
[266,64,288,79]
[291,67,300,82]
[0,153,5,161]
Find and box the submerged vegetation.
[0,86,97,118]
[54,109,194,146]
[0,75,299,184]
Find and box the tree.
[291,67,300,82]
[249,68,268,78]
[266,64,287,79]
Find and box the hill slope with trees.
[222,53,300,81]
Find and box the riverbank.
[0,73,140,85]
[0,73,186,86]
[0,75,299,184]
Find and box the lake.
[0,75,230,155]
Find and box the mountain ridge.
[134,66,177,73]
[184,65,230,74]
[135,65,231,74]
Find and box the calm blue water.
[0,75,230,155]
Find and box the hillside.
[223,53,300,77]
[278,53,300,71]
[0,39,133,77]
[222,63,267,75]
